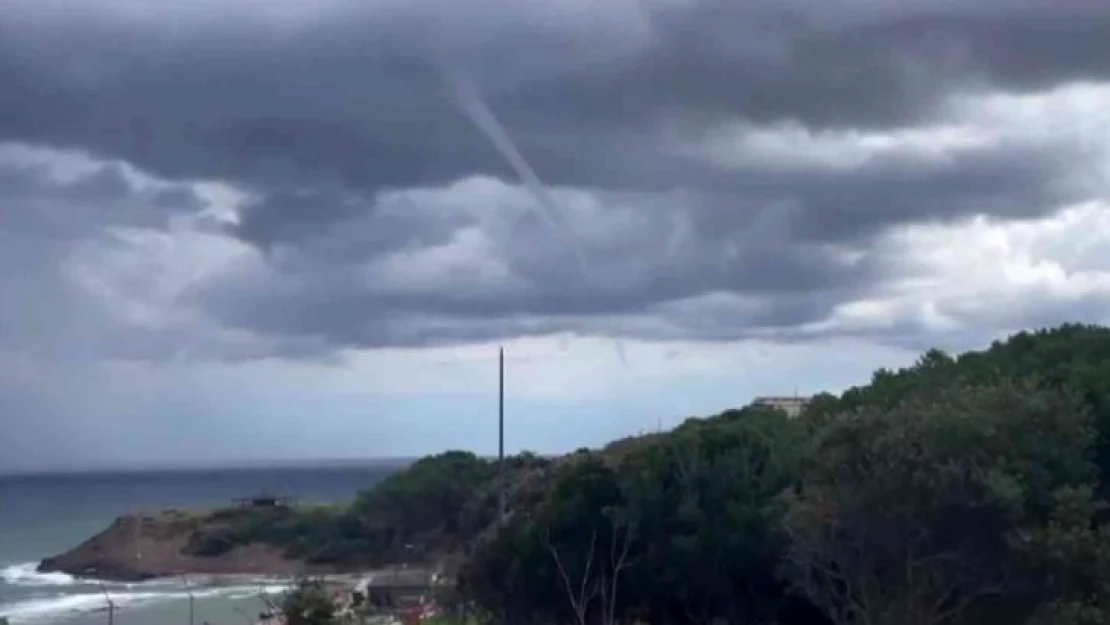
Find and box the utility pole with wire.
[182,573,195,625]
[498,346,506,523]
[97,581,115,625]
[497,345,509,623]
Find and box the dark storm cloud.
[189,180,888,351]
[0,153,204,239]
[554,0,1110,132]
[656,139,1087,245]
[2,0,1110,202]
[1,0,1109,357]
[0,152,210,361]
[198,255,875,350]
[188,129,1090,351]
[234,187,376,246]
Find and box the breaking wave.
[0,562,291,624]
[0,564,79,588]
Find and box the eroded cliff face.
[37,510,333,581]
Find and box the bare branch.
[545,526,599,625]
[602,510,639,625]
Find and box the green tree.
[278,579,338,625]
[618,407,808,624]
[351,451,496,556]
[458,513,560,625]
[783,381,1099,625]
[458,455,637,625]
[540,456,637,625]
[459,408,813,625]
[820,324,1110,500]
[1017,486,1110,625]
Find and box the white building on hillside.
[751,396,810,418]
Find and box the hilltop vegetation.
[45,323,1110,624]
[181,450,551,568]
[190,324,1110,624]
[449,324,1110,625]
[41,450,550,580]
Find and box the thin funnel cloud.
[447,69,590,278]
[446,67,629,367]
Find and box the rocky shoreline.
[35,508,450,625]
[36,510,357,582]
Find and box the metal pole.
[497,347,509,625]
[498,346,506,522]
[98,582,115,625]
[182,573,194,625]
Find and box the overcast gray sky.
[2,0,1110,472]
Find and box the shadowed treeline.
[56,324,1110,625]
[449,323,1110,625]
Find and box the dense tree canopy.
[182,450,553,569]
[785,381,1098,625]
[182,323,1110,624]
[453,324,1110,624]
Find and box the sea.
[0,463,406,625]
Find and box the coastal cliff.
[34,451,628,583]
[37,509,348,581]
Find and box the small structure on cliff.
[234,492,294,509]
[751,395,811,418]
[360,565,450,614]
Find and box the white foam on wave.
[0,593,114,622]
[226,584,291,601]
[0,564,295,624]
[1,561,289,589]
[0,563,78,588]
[0,587,290,624]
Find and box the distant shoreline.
[0,458,417,480]
[36,509,364,582]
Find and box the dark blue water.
[0,464,404,625]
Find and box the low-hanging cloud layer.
[2,0,1110,470]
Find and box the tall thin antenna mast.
[498,346,506,522]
